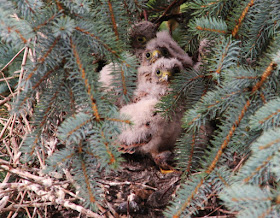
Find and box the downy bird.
[133,57,183,102]
[118,98,182,169]
[118,58,185,169]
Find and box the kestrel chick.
[118,98,182,168]
[118,58,185,169]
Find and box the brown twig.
[0,95,13,106]
[97,180,157,191]
[0,116,13,139]
[154,0,187,27]
[0,75,19,82]
[0,162,103,218]
[17,43,30,98]
[0,47,26,73]
[0,71,14,97]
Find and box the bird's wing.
[118,99,158,153]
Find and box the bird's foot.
[153,151,177,174]
[160,167,175,174]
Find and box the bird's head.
[144,49,162,64]
[152,58,183,83]
[129,21,157,49]
[155,69,172,82]
[144,46,172,65]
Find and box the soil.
[100,154,181,218]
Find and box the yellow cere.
[152,49,161,58]
[159,71,171,82]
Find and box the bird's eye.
[156,70,161,76]
[145,52,151,59]
[137,36,146,43]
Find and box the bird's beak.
[159,71,171,82]
[151,50,161,63]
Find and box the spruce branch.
[24,36,60,82]
[101,130,116,165]
[33,12,60,32]
[80,159,97,205]
[251,61,276,94]
[193,0,222,9]
[196,25,227,35]
[231,0,254,38]
[243,0,275,60]
[70,37,101,121]
[215,39,234,75]
[171,100,251,217]
[75,27,119,58]
[189,17,228,38]
[188,0,235,18]
[31,64,61,90]
[220,184,277,217]
[250,98,280,131]
[57,112,92,142]
[243,154,273,183]
[107,0,120,40]
[185,134,196,174]
[207,37,240,82]
[168,54,278,217]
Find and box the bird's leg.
[152,151,177,174]
[160,167,175,174]
[119,142,146,154]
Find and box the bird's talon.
[160,168,175,174]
